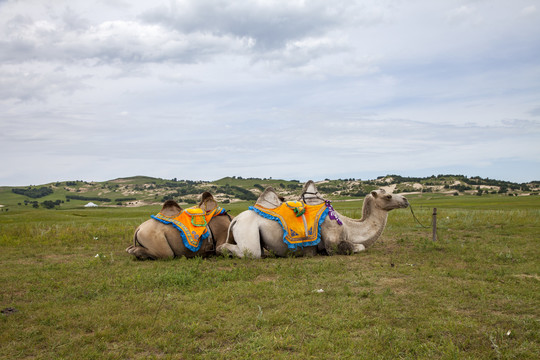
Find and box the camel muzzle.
[401,198,409,208]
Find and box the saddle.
[251,187,329,250]
[151,197,226,252]
[255,181,325,209]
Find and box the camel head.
[160,200,183,217]
[300,180,325,205]
[199,192,218,212]
[369,189,409,211]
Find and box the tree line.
[11,187,53,198]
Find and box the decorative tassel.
[325,200,343,226]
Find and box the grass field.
[1,195,539,359]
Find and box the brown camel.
[126,192,233,260]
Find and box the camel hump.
[199,191,218,212]
[300,180,325,205]
[256,187,283,209]
[160,200,182,217]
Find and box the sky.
[1,0,539,186]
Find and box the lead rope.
[409,203,431,228]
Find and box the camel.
[126,192,233,260]
[217,181,408,258]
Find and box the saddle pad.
[250,202,328,250]
[151,206,226,252]
[183,207,207,227]
[284,201,305,216]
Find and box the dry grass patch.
[254,274,278,283]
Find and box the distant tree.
[12,186,53,198]
[66,195,111,202]
[230,186,257,200]
[42,200,62,209]
[161,195,174,202]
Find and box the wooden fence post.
[432,208,437,241]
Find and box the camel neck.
[337,201,389,246]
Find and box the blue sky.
[1,0,539,186]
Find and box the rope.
[409,203,431,228]
[302,191,326,203]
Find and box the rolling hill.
[0,175,538,210]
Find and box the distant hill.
[0,175,538,210]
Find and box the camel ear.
[199,192,217,212]
[161,200,182,217]
[380,188,386,194]
[371,190,378,198]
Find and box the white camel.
[217,181,408,258]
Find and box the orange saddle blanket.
[249,201,329,250]
[151,206,226,252]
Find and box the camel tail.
[225,217,239,245]
[133,227,141,247]
[126,227,142,256]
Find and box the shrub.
[12,187,53,199]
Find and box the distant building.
[84,202,98,207]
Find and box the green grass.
[1,196,539,359]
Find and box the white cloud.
[521,5,537,16]
[140,0,360,50]
[447,5,476,22]
[0,0,539,185]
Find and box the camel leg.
[352,243,366,253]
[217,243,256,258]
[217,214,262,259]
[217,236,262,258]
[126,245,159,260]
[126,226,175,260]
